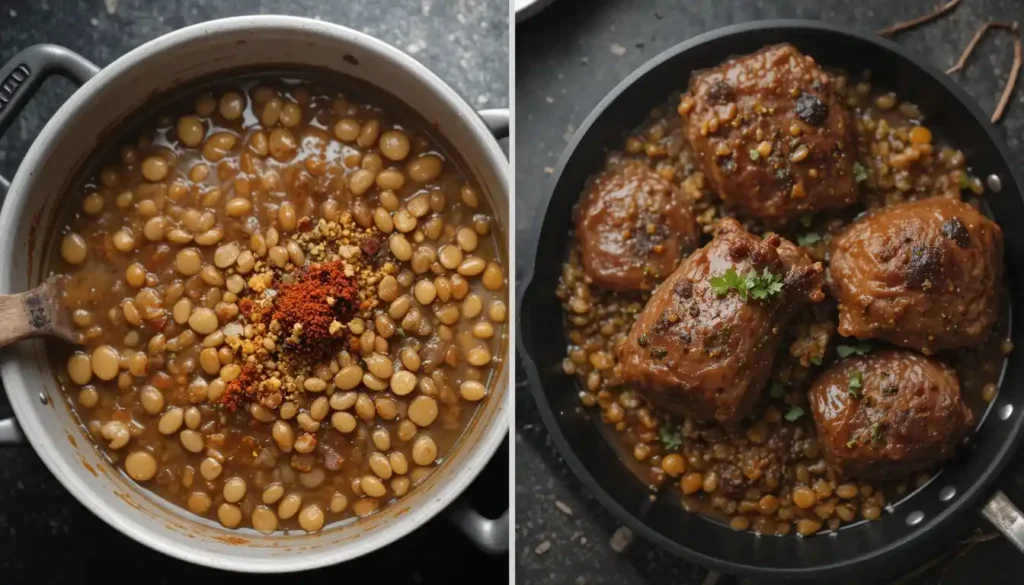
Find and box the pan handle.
[982,490,1024,553]
[0,44,99,446]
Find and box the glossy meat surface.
[808,350,973,481]
[829,196,1003,354]
[681,44,857,227]
[575,160,700,291]
[618,219,823,424]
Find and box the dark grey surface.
[515,1,1024,584]
[0,1,508,583]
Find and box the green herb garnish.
[660,424,683,451]
[810,355,823,366]
[709,268,784,302]
[882,385,899,396]
[959,174,971,190]
[650,347,668,359]
[785,405,805,422]
[853,162,868,183]
[848,371,864,398]
[799,214,814,228]
[837,343,872,358]
[770,382,786,399]
[749,149,760,161]
[797,232,821,246]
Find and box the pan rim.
[516,18,1024,579]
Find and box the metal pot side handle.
[0,44,99,445]
[448,500,509,554]
[982,490,1024,553]
[477,108,510,140]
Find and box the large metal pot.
[0,15,510,572]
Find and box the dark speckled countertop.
[516,1,1024,584]
[0,1,508,583]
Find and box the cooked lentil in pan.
[50,77,507,534]
[558,47,1009,537]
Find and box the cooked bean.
[262,483,285,505]
[408,154,443,183]
[379,130,411,161]
[101,421,131,450]
[200,457,223,480]
[298,504,325,532]
[125,451,158,481]
[180,430,205,453]
[91,346,120,381]
[251,506,279,534]
[60,233,88,264]
[187,492,212,515]
[412,435,438,466]
[408,396,438,427]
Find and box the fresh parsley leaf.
[810,355,823,366]
[853,162,868,183]
[797,232,821,246]
[770,382,786,399]
[799,214,814,228]
[848,371,864,398]
[710,268,785,303]
[659,424,683,451]
[785,405,805,422]
[837,342,872,358]
[749,149,760,161]
[710,268,746,300]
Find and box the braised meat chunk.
[809,350,973,481]
[576,160,700,291]
[618,218,823,425]
[829,196,1003,354]
[680,44,857,227]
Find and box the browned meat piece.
[829,196,1003,354]
[575,160,700,291]
[680,44,857,228]
[808,349,973,481]
[617,219,823,425]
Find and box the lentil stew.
[48,73,508,534]
[557,47,1009,538]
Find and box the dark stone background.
[0,1,508,583]
[515,1,1024,584]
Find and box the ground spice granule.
[272,260,360,349]
[222,364,259,412]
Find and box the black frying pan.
[516,20,1024,581]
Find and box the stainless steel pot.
[0,15,510,572]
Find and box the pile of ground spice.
[213,212,395,411]
[273,261,360,349]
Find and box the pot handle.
[448,499,509,554]
[982,490,1024,553]
[477,108,510,140]
[0,44,99,445]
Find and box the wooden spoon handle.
[0,275,79,348]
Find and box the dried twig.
[877,0,961,37]
[891,530,1000,585]
[946,21,1022,122]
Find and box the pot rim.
[0,14,510,572]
